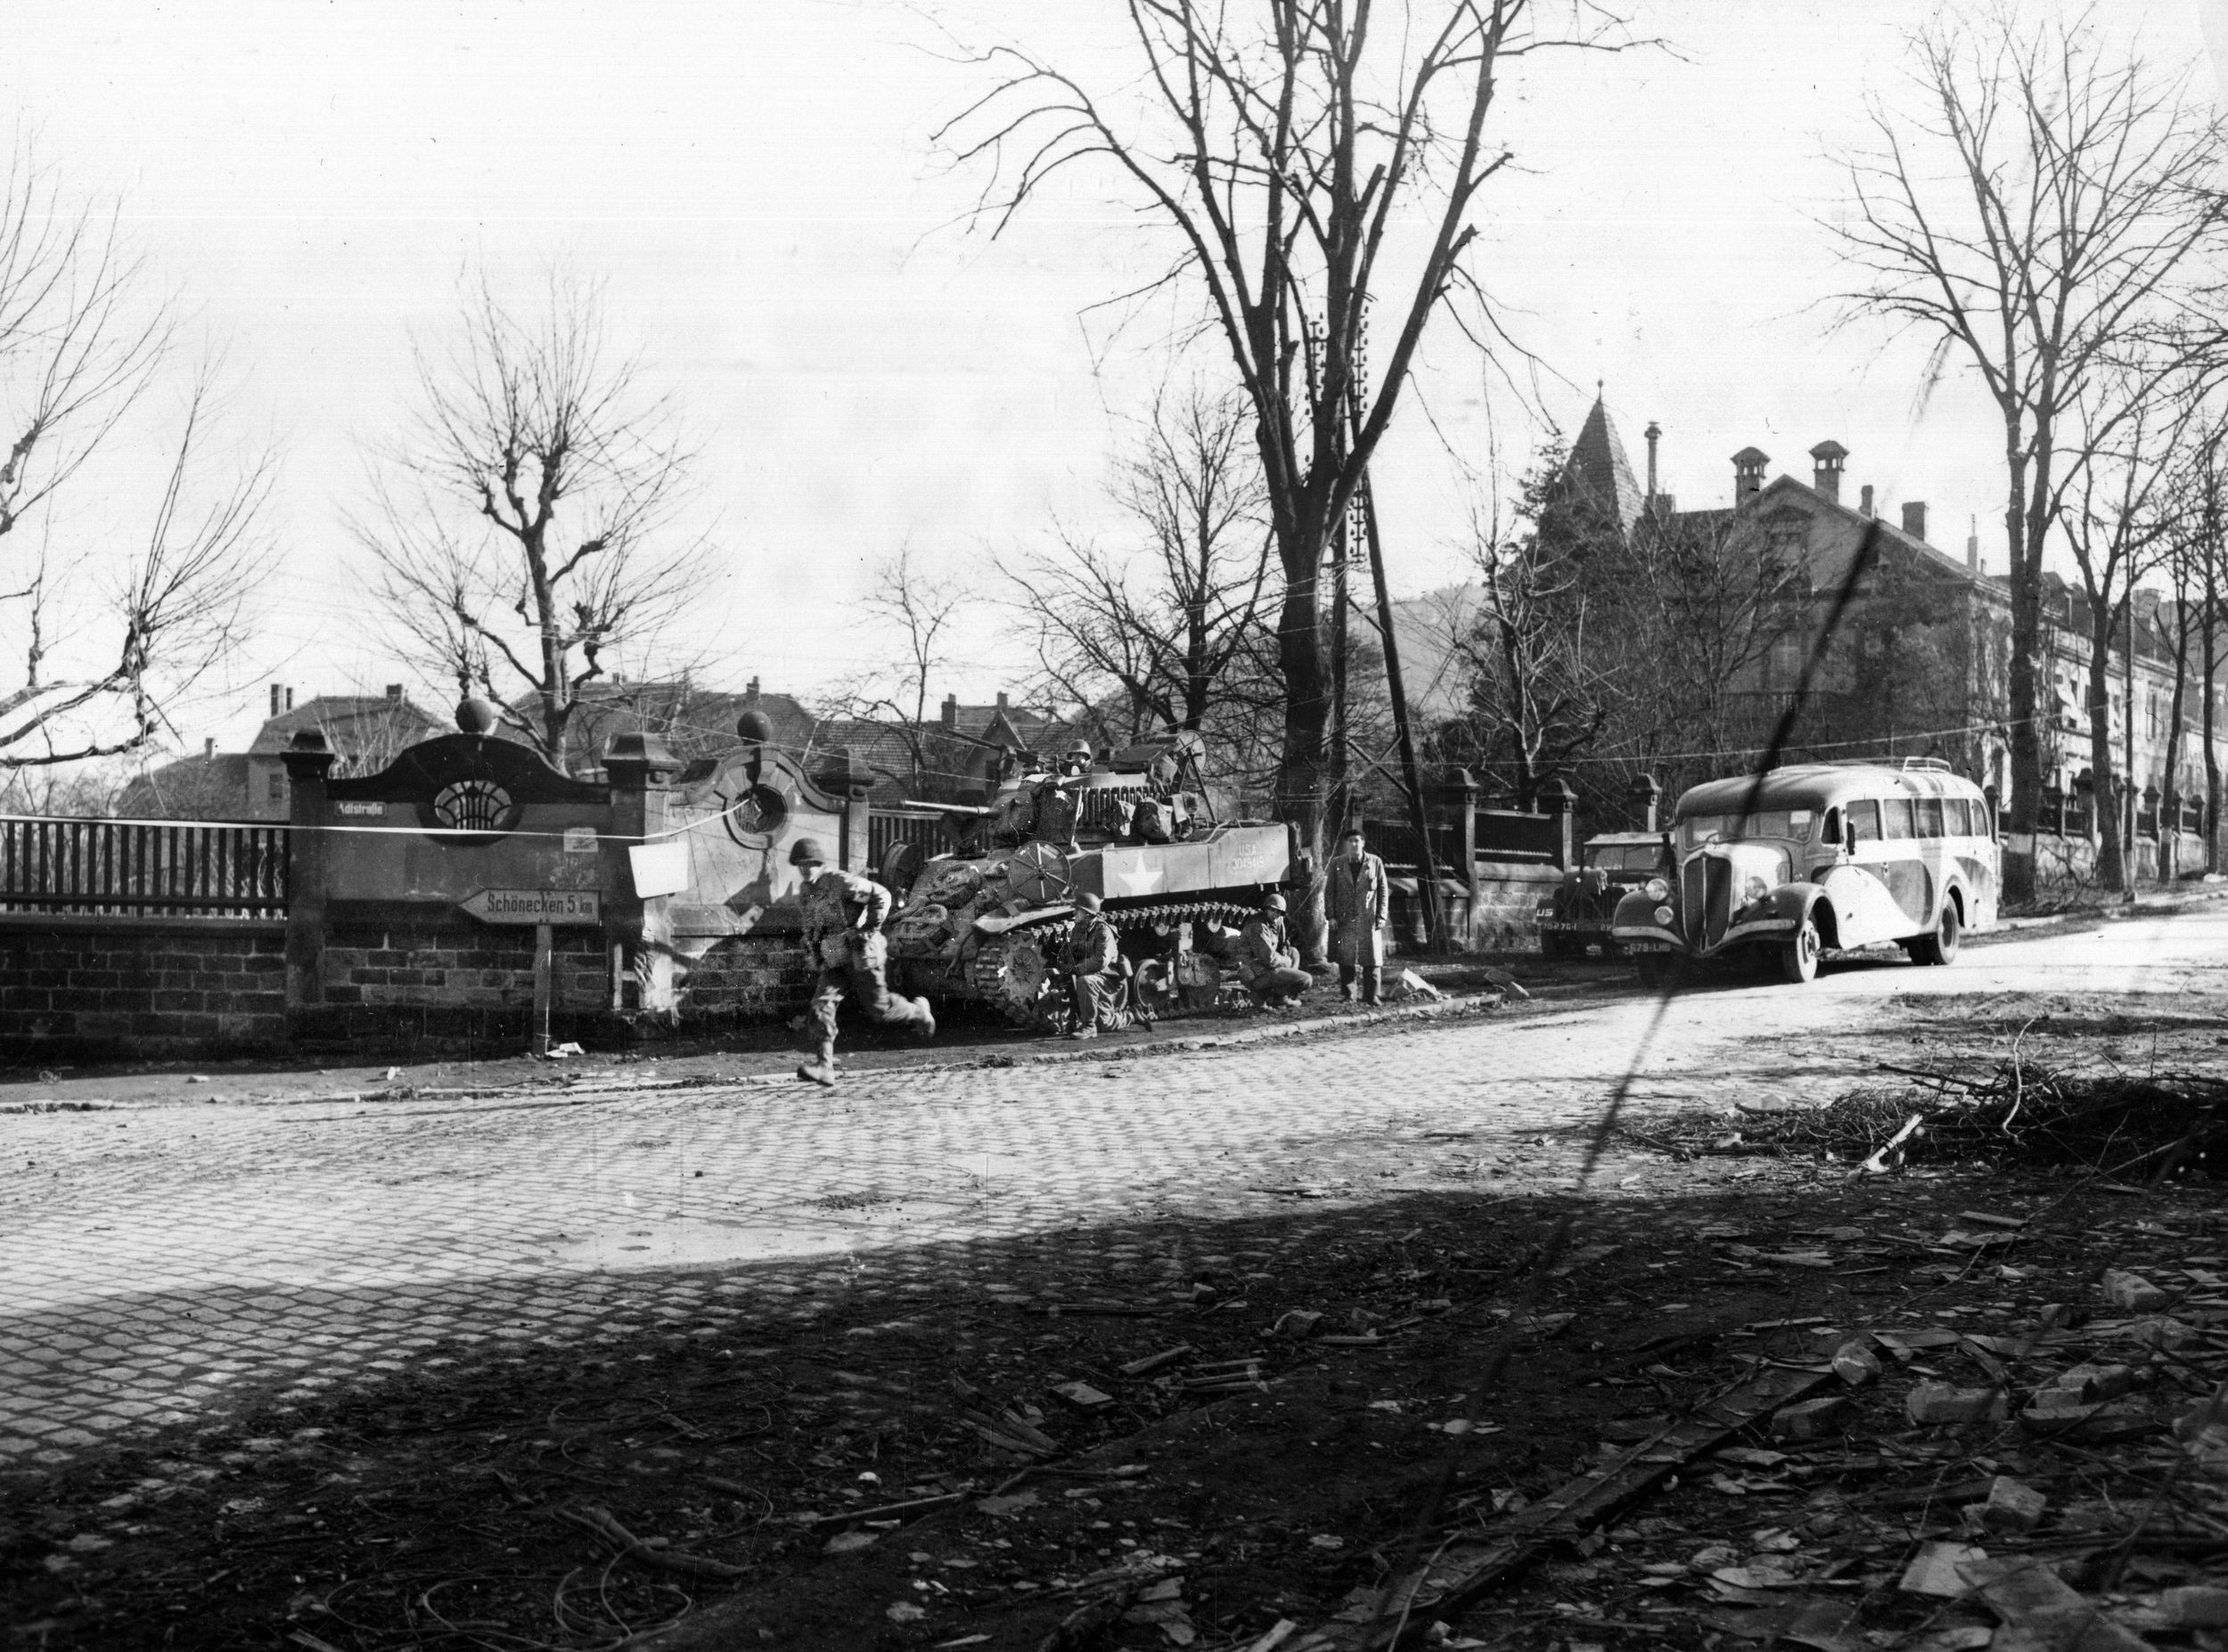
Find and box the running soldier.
[790,838,935,1086]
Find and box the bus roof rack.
[1817,756,1955,773]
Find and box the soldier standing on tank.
[790,838,935,1086]
[1237,892,1313,1010]
[1325,826,1390,1005]
[1060,890,1151,1038]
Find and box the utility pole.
[1358,479,1445,951]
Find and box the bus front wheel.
[1908,902,1962,966]
[1778,915,1822,985]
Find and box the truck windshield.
[1676,809,1810,851]
[1586,844,1667,872]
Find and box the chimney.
[940,692,958,732]
[384,683,402,703]
[1808,440,1847,504]
[1901,501,1929,542]
[203,737,215,761]
[1859,483,1874,519]
[747,675,760,698]
[1732,446,1769,503]
[1966,515,1979,573]
[995,691,1009,712]
[269,683,286,717]
[1643,421,1661,506]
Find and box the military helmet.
[1065,738,1093,758]
[787,836,828,867]
[1261,892,1287,913]
[1075,890,1103,912]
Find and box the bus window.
[1881,797,1915,838]
[1948,797,1974,836]
[1849,800,1881,841]
[1915,797,1945,838]
[1821,806,1842,848]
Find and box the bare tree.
[1005,388,1274,745]
[939,0,1636,918]
[818,544,973,798]
[1830,5,2226,896]
[355,271,708,767]
[2175,415,2228,871]
[2053,362,2203,893]
[0,150,271,771]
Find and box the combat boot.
[796,1034,839,1087]
[912,995,937,1040]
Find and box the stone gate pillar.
[1538,776,1577,870]
[605,732,680,1025]
[281,731,337,1024]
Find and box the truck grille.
[1682,856,1731,951]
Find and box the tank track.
[961,899,1266,1025]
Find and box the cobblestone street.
[5,904,2222,1483]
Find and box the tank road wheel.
[971,927,1062,1028]
[1906,900,1962,967]
[1779,912,1822,985]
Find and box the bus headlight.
[1653,904,1675,926]
[1643,878,1669,902]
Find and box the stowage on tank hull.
[880,735,1295,1027]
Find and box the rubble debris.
[2101,1269,2171,1311]
[1964,1475,2047,1534]
[1904,1383,2007,1425]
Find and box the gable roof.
[248,693,447,756]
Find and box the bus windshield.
[1676,809,1811,851]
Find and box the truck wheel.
[1778,914,1822,984]
[1907,902,1962,966]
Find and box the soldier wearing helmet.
[789,836,935,1086]
[1035,738,1094,851]
[1237,891,1311,1010]
[1059,888,1150,1039]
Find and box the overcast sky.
[4,0,2223,763]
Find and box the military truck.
[1533,832,1672,958]
[881,732,1297,1025]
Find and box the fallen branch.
[555,1502,749,1580]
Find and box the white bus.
[1610,759,2000,985]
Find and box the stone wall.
[0,917,286,1060]
[286,904,612,1051]
[675,934,815,1025]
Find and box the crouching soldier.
[1237,892,1313,1010]
[790,837,935,1086]
[1062,891,1151,1039]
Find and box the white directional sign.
[459,887,602,926]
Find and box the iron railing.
[0,817,289,918]
[868,808,957,870]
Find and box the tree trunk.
[2163,602,2192,882]
[1274,570,1331,965]
[2087,617,2126,894]
[2003,437,2044,903]
[2208,584,2222,872]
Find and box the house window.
[1771,635,1803,680]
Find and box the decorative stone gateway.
[278,703,881,1050]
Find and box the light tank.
[880,732,1297,1026]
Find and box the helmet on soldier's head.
[1075,890,1102,912]
[1261,892,1287,913]
[1066,739,1093,760]
[788,837,828,867]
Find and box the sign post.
[458,890,602,1054]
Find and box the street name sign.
[460,888,602,926]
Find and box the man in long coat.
[791,837,935,1085]
[1325,827,1389,1005]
